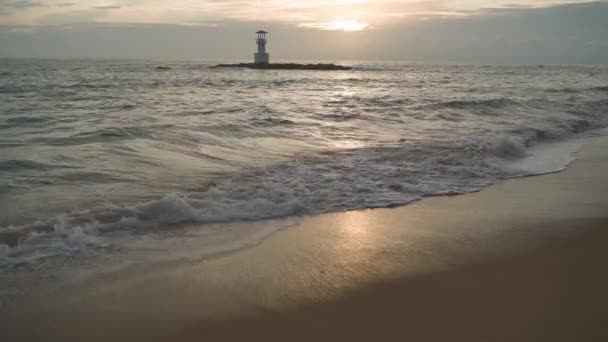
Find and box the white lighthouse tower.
[254,30,269,64]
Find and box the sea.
[1,59,607,282]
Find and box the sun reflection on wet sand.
[334,210,374,250]
[326,210,392,280]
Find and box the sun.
[326,19,369,31]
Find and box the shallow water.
[1,59,607,271]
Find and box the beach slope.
[2,135,608,342]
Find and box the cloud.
[94,5,122,10]
[0,0,43,15]
[2,0,43,9]
[0,0,601,28]
[0,1,605,64]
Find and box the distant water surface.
[1,59,607,272]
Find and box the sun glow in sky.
[299,18,370,31]
[0,0,596,28]
[1,0,606,64]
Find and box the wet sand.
[191,217,608,342]
[2,134,608,341]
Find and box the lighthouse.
[254,30,270,64]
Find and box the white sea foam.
[491,134,529,159]
[495,139,581,176]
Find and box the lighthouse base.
[254,53,269,64]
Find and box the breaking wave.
[3,108,605,270]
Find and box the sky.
[0,0,607,64]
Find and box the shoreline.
[2,133,608,341]
[0,132,587,277]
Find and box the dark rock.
[212,63,352,71]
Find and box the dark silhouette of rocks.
[212,63,352,71]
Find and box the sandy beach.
[2,133,608,341]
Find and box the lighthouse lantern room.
[254,30,270,64]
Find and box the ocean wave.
[5,116,50,124]
[0,192,305,269]
[321,113,361,121]
[545,85,608,93]
[118,103,137,110]
[32,125,174,146]
[0,85,27,94]
[64,82,114,90]
[251,117,297,126]
[4,120,564,269]
[2,116,52,128]
[490,135,528,158]
[2,62,608,274]
[490,105,607,159]
[0,118,597,270]
[73,127,141,139]
[418,98,518,110]
[270,79,298,86]
[0,159,58,171]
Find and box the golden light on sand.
[334,211,374,252]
